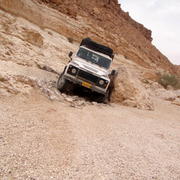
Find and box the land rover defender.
[57,38,117,102]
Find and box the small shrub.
[158,73,180,89]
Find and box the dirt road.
[0,91,180,180]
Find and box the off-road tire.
[57,74,73,93]
[96,89,110,104]
[108,70,118,101]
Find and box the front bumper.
[63,74,107,95]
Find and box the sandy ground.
[0,91,180,180]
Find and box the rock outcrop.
[111,64,154,110]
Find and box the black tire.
[108,70,118,101]
[57,74,73,93]
[57,73,66,92]
[96,90,110,104]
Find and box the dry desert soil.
[0,91,180,180]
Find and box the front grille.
[77,70,99,84]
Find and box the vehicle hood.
[70,57,110,79]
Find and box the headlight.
[67,65,78,76]
[99,79,105,85]
[71,68,77,74]
[97,79,109,88]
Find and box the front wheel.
[57,74,73,93]
[96,90,110,104]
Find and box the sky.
[119,0,180,65]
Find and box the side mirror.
[68,51,73,58]
[111,70,116,76]
[110,70,118,77]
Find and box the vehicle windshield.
[77,47,111,69]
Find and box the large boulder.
[111,65,154,110]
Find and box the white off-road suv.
[57,38,117,102]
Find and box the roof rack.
[80,38,114,59]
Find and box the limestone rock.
[22,29,44,47]
[111,66,154,110]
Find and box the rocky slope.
[175,65,180,76]
[0,6,153,110]
[0,0,177,75]
[0,0,180,110]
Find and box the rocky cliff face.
[35,0,176,73]
[39,0,152,41]
[175,65,180,76]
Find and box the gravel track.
[0,92,180,180]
